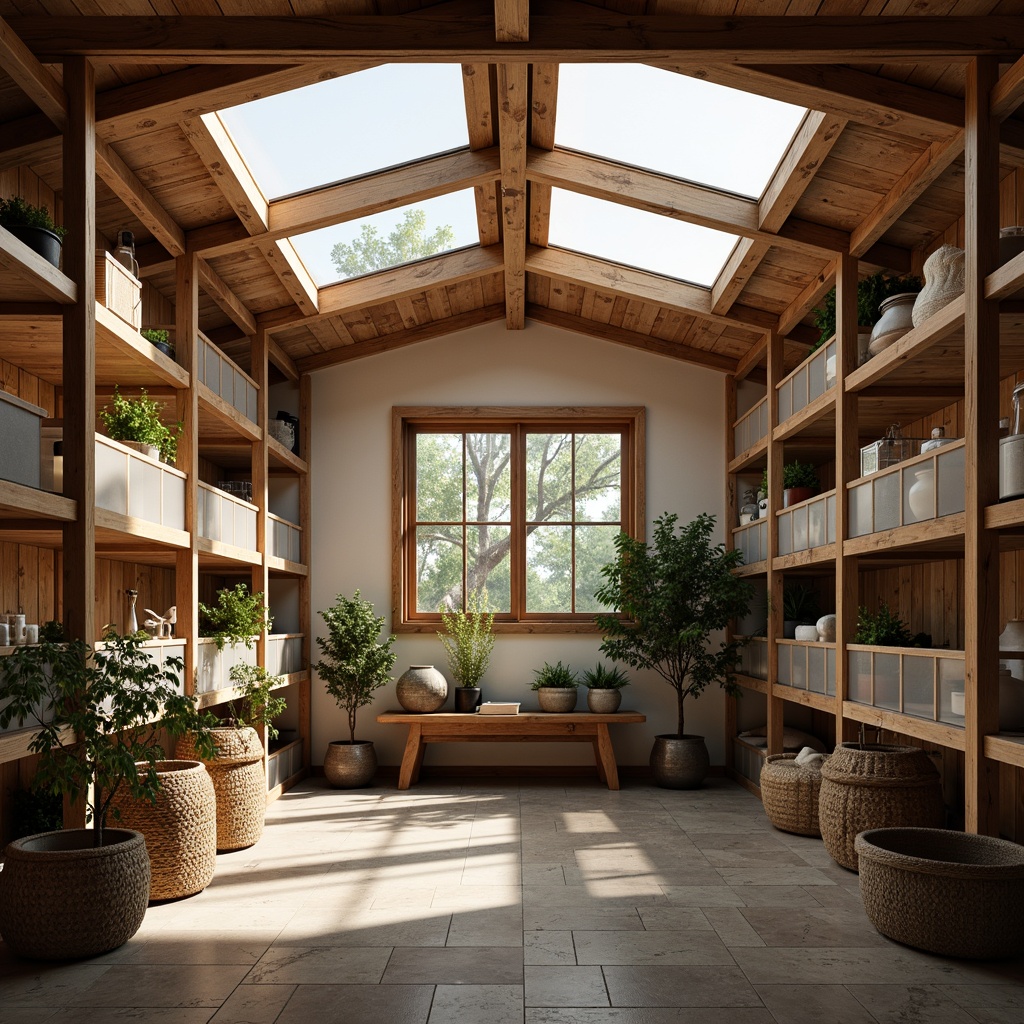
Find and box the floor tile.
[447,909,523,947]
[247,946,391,985]
[67,964,250,1007]
[275,983,435,1024]
[573,930,732,966]
[428,984,524,1024]
[523,907,644,932]
[208,983,295,1023]
[846,983,980,1023]
[382,946,524,985]
[740,905,890,947]
[525,1010,776,1024]
[602,965,762,1007]
[275,908,452,947]
[702,908,766,948]
[524,931,577,966]
[524,966,609,1006]
[636,907,714,932]
[754,984,877,1024]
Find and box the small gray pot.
[324,740,377,788]
[650,734,709,789]
[587,689,622,714]
[536,687,578,712]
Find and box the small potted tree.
[0,627,215,959]
[315,590,396,788]
[531,660,579,712]
[595,512,752,789]
[100,386,182,464]
[0,196,65,267]
[438,594,495,712]
[582,663,630,714]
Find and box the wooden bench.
[376,710,647,790]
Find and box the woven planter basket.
[0,828,150,960]
[176,727,266,851]
[760,753,823,837]
[856,827,1024,959]
[110,760,216,900]
[819,743,944,871]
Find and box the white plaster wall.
[310,319,729,769]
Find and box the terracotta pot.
[783,487,816,508]
[650,734,709,789]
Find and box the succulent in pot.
[531,660,579,712]
[438,593,495,713]
[582,662,630,714]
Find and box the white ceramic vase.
[868,294,917,356]
[908,467,935,521]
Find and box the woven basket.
[176,727,266,851]
[110,760,216,900]
[819,743,944,871]
[0,828,150,960]
[856,827,1024,959]
[760,753,823,837]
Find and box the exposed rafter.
[495,0,529,43]
[498,63,528,329]
[528,63,558,249]
[0,16,65,129]
[198,259,257,336]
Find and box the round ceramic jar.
[396,665,448,713]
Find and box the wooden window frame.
[392,406,646,634]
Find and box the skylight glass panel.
[219,65,470,200]
[289,190,480,287]
[556,65,807,200]
[548,189,738,287]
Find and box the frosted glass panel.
[808,646,826,693]
[793,507,808,551]
[902,656,935,719]
[849,650,872,703]
[826,647,836,696]
[792,646,807,689]
[874,472,901,532]
[937,446,965,517]
[95,442,127,514]
[163,474,185,530]
[808,350,825,402]
[849,482,872,537]
[808,500,825,549]
[128,458,161,522]
[777,512,792,555]
[777,645,792,686]
[826,493,836,544]
[939,658,966,725]
[778,380,792,422]
[903,465,935,523]
[874,652,900,710]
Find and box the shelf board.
[197,536,263,568]
[0,480,75,522]
[276,671,309,688]
[986,497,1024,533]
[267,555,308,577]
[728,437,767,474]
[773,387,836,442]
[0,723,75,766]
[0,226,75,304]
[986,248,1024,302]
[843,513,965,561]
[197,383,261,443]
[842,699,966,750]
[773,543,837,571]
[733,560,767,577]
[268,436,307,474]
[94,509,191,564]
[772,684,835,713]
[734,674,769,695]
[983,732,1024,769]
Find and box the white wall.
[310,319,730,769]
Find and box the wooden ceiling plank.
[256,237,319,318]
[462,63,496,150]
[495,0,529,43]
[992,54,1024,123]
[198,258,257,336]
[0,16,65,129]
[11,13,1024,63]
[294,303,506,371]
[849,131,965,257]
[94,137,186,257]
[711,239,770,315]
[499,63,528,330]
[733,333,768,381]
[778,256,836,338]
[525,244,778,333]
[180,113,269,236]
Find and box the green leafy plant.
[437,594,495,688]
[315,590,396,743]
[226,663,288,740]
[100,386,182,465]
[198,583,272,650]
[0,196,65,240]
[581,663,630,690]
[0,627,216,846]
[855,602,914,646]
[531,660,578,689]
[141,329,168,345]
[783,460,819,491]
[812,271,923,348]
[594,512,752,737]
[783,583,818,624]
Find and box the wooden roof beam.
[259,243,504,334]
[269,336,300,381]
[528,63,558,249]
[198,258,257,336]
[733,334,768,382]
[495,0,529,42]
[0,16,65,129]
[462,65,501,248]
[256,239,319,319]
[498,63,528,329]
[95,137,186,257]
[525,244,779,334]
[778,257,835,338]
[11,12,1024,64]
[992,54,1024,123]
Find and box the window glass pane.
[574,526,618,613]
[527,433,574,522]
[526,525,572,613]
[466,433,512,523]
[574,434,622,522]
[416,525,463,613]
[416,433,463,523]
[468,524,511,613]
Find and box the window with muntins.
[394,407,645,632]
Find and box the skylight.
[556,65,807,200]
[547,189,739,288]
[218,65,470,201]
[289,190,481,287]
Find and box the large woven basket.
[856,827,1024,959]
[760,753,823,837]
[176,727,266,851]
[110,760,216,900]
[0,828,150,960]
[819,743,944,871]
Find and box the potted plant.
[196,582,271,694]
[0,627,215,959]
[782,460,819,508]
[315,590,396,788]
[141,328,175,361]
[0,196,65,267]
[782,583,819,639]
[595,512,752,789]
[176,662,286,851]
[438,594,495,712]
[100,386,182,465]
[531,660,579,712]
[582,662,630,714]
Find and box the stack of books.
[478,702,520,715]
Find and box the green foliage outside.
[0,628,216,846]
[315,591,396,743]
[199,583,272,650]
[438,594,495,688]
[581,663,630,690]
[331,209,455,279]
[0,196,65,240]
[226,663,287,740]
[595,512,752,738]
[811,271,923,349]
[531,660,578,690]
[100,386,182,465]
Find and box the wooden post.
[963,56,1002,836]
[724,373,738,775]
[251,328,270,780]
[298,371,312,771]
[766,331,784,755]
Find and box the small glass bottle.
[1013,381,1024,435]
[113,230,139,279]
[52,441,63,493]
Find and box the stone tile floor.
[2,776,1024,1023]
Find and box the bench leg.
[595,724,620,790]
[592,736,607,784]
[398,724,424,790]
